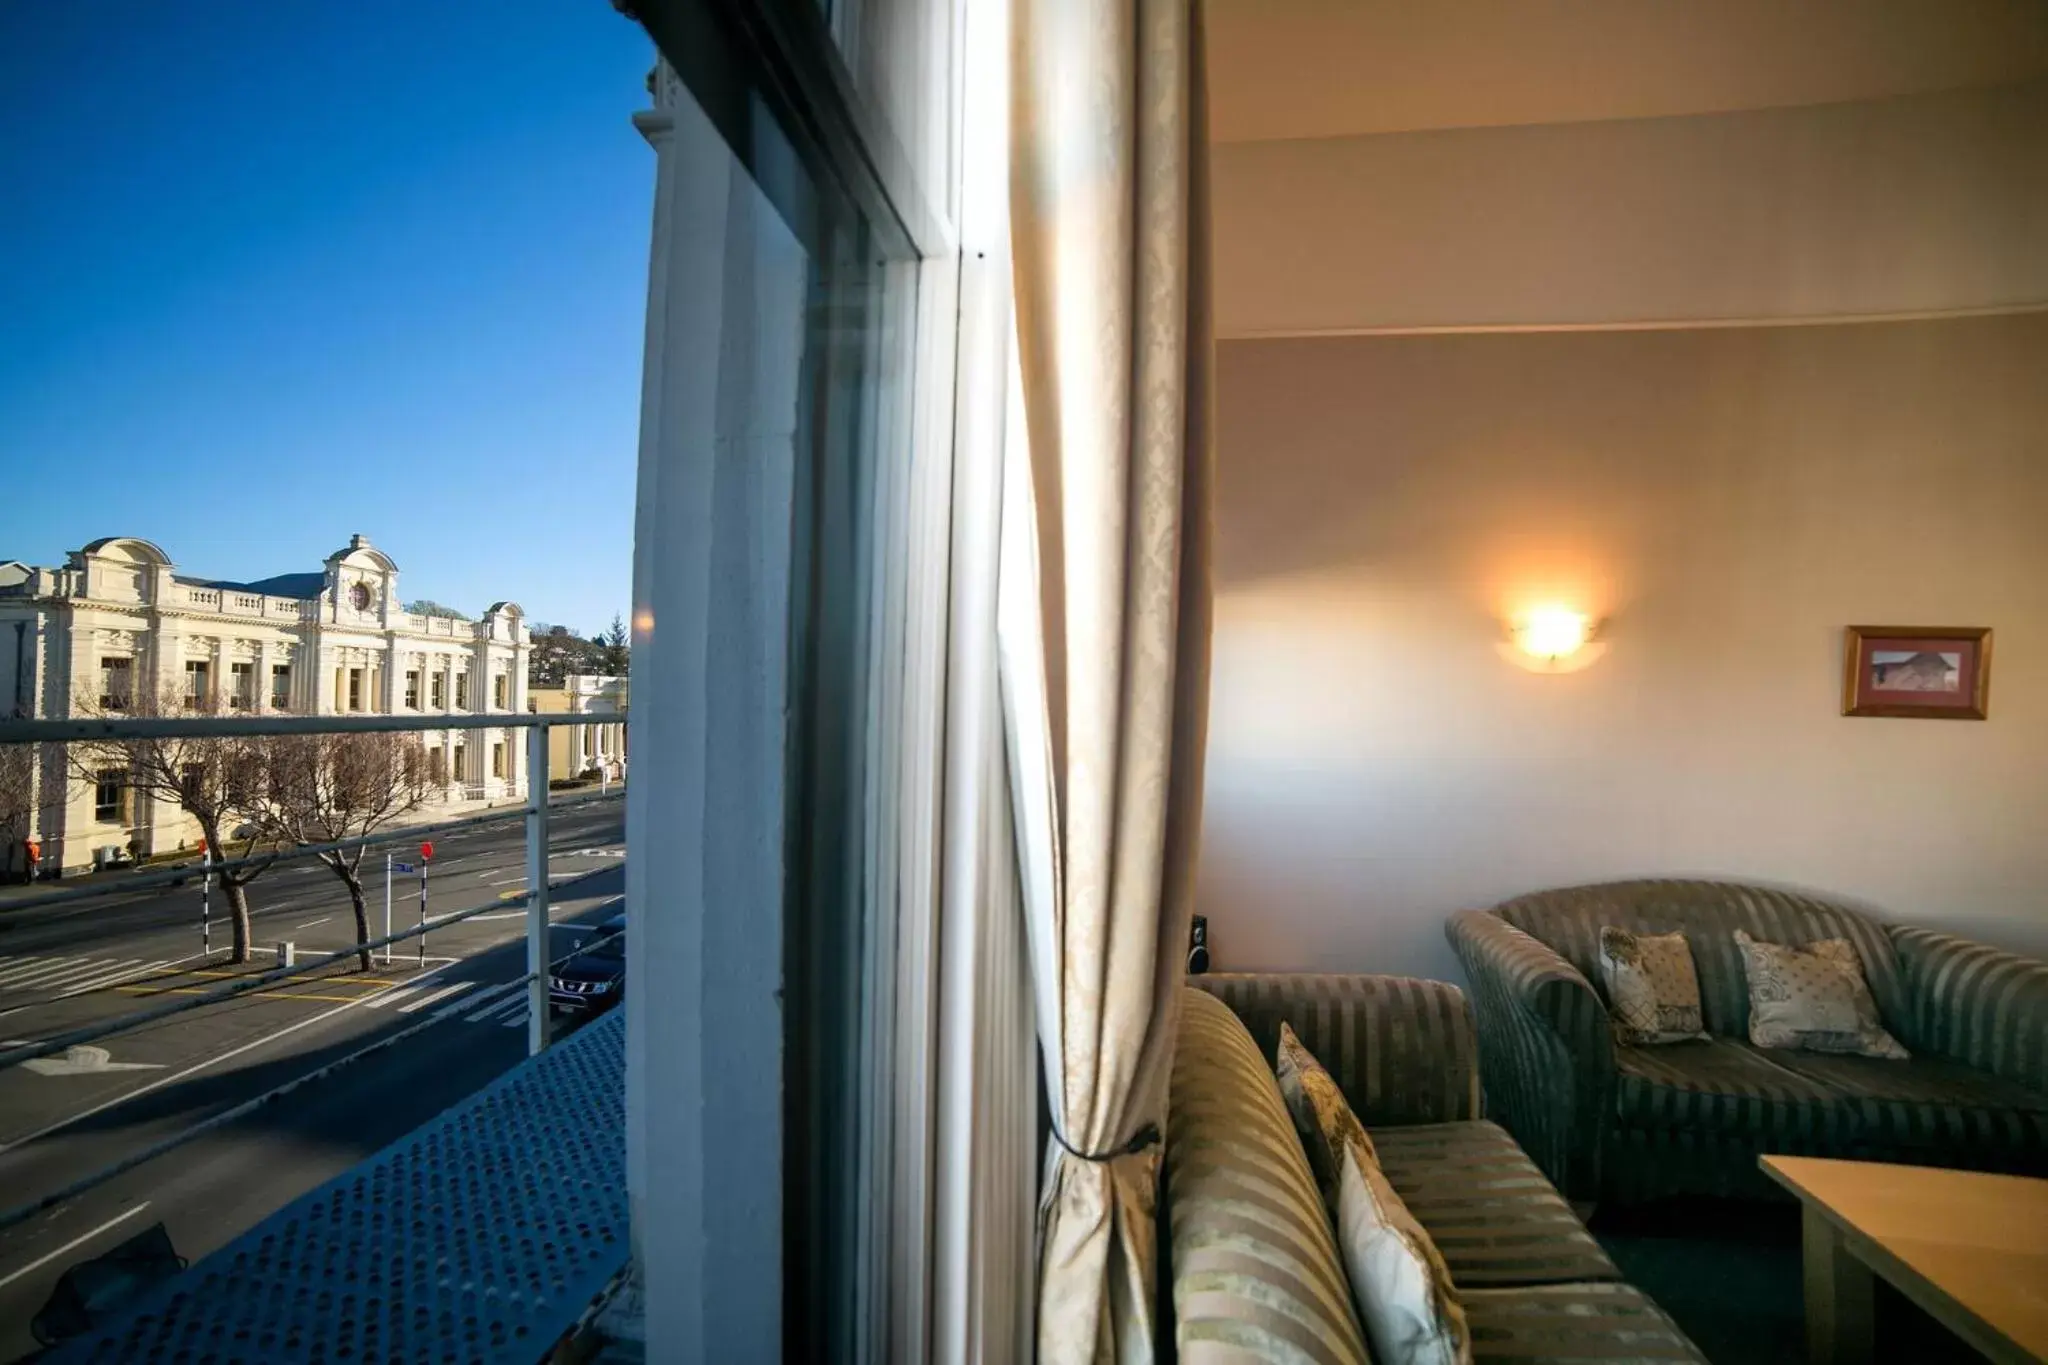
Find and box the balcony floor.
[46,1011,627,1364]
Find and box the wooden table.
[1761,1155,2048,1365]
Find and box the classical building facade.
[527,674,628,784]
[0,534,531,875]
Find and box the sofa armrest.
[1889,926,2048,1095]
[1189,973,1480,1126]
[1445,910,1616,1201]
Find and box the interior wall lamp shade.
[1499,608,1606,674]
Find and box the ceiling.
[1208,0,2048,143]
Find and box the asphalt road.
[0,799,626,1362]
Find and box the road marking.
[0,958,92,988]
[0,959,460,1153]
[57,960,176,997]
[114,985,376,1004]
[482,871,527,885]
[0,1203,153,1291]
[23,1045,167,1077]
[459,981,528,1022]
[7,960,146,993]
[294,916,332,929]
[398,982,473,1013]
[362,985,421,1010]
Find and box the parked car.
[548,914,625,1015]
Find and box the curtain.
[1003,0,1213,1359]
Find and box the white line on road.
[57,960,174,997]
[0,1202,152,1291]
[0,959,459,1154]
[4,960,142,993]
[0,958,94,989]
[397,982,473,1014]
[459,981,527,1022]
[363,986,422,1011]
[293,916,332,929]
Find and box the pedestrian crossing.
[0,954,191,999]
[358,976,533,1028]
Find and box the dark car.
[549,913,625,1014]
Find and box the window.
[271,663,291,710]
[98,657,133,710]
[94,768,125,823]
[491,741,506,779]
[184,660,210,709]
[493,674,508,710]
[431,672,447,709]
[455,673,471,710]
[452,743,468,782]
[429,748,447,783]
[180,762,205,803]
[347,667,364,713]
[229,661,254,710]
[405,669,421,709]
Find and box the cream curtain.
[1002,0,1213,1359]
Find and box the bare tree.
[0,740,37,884]
[66,688,280,961]
[253,731,433,970]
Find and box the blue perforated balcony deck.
[49,1011,627,1365]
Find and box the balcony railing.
[0,707,630,1358]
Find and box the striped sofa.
[1168,973,1705,1363]
[1447,879,2048,1204]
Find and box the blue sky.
[0,2,654,636]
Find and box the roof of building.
[174,572,327,600]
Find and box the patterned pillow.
[1733,931,1909,1059]
[1598,927,1710,1046]
[1277,1023,1473,1365]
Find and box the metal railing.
[0,709,628,1218]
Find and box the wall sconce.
[1498,607,1607,674]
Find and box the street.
[0,799,626,1361]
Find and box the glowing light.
[1515,608,1590,660]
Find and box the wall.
[1214,79,2048,336]
[1199,313,2048,982]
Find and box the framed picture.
[1842,626,1992,720]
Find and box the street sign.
[420,841,434,861]
[394,862,415,874]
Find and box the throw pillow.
[1277,1023,1473,1365]
[1733,931,1909,1060]
[1597,926,1710,1045]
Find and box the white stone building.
[0,534,530,875]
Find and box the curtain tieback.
[1050,1121,1161,1164]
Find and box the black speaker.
[1187,914,1210,975]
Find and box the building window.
[405,670,421,709]
[431,672,447,709]
[229,661,254,710]
[429,748,447,783]
[455,673,471,710]
[94,769,125,823]
[491,741,506,779]
[99,657,133,710]
[453,743,468,782]
[271,664,292,710]
[184,660,210,709]
[493,674,508,710]
[347,667,364,713]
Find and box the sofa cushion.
[1771,1050,2048,1165]
[1492,880,1907,1042]
[1461,1282,1706,1362]
[1732,932,1908,1059]
[1371,1122,1622,1288]
[1598,927,1710,1046]
[1168,987,1371,1364]
[1613,1039,1849,1142]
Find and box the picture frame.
[1842,626,1992,720]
